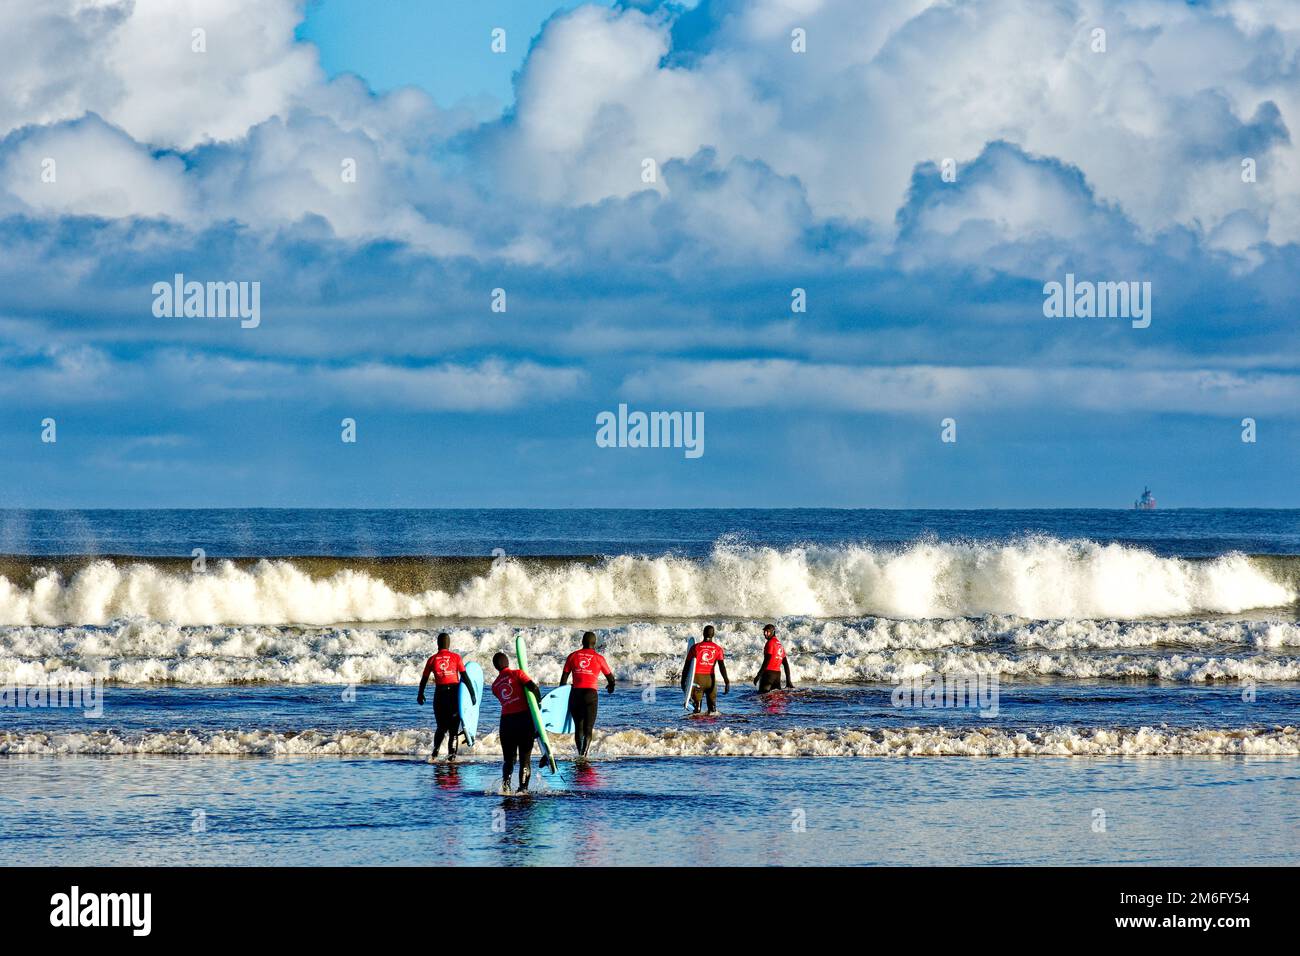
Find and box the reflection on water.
[431,763,461,791]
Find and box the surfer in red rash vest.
[684,624,729,714]
[491,652,542,793]
[559,630,616,758]
[416,632,476,761]
[753,623,794,693]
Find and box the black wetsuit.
[757,670,783,693]
[691,673,718,712]
[499,711,536,787]
[432,684,461,754]
[568,688,599,755]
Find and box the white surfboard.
[682,636,696,711]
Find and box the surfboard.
[516,635,557,774]
[459,661,484,747]
[682,636,697,711]
[539,684,573,735]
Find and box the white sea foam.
[0,539,1292,627]
[2,725,1296,757]
[1,617,1297,685]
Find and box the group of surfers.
[416,624,795,792]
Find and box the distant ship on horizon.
[1134,486,1157,510]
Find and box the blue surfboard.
[459,662,484,747]
[539,684,573,735]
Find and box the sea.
[1,508,1297,865]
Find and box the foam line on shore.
[3,724,1297,757]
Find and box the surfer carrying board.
[683,625,729,714]
[490,652,543,793]
[416,633,477,761]
[559,631,616,758]
[753,623,794,693]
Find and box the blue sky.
[0,0,1296,507]
[297,0,612,113]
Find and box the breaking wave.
[2,617,1297,685]
[0,538,1294,627]
[3,725,1297,757]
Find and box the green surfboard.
[516,635,557,774]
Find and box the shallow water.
[1,754,1296,866]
